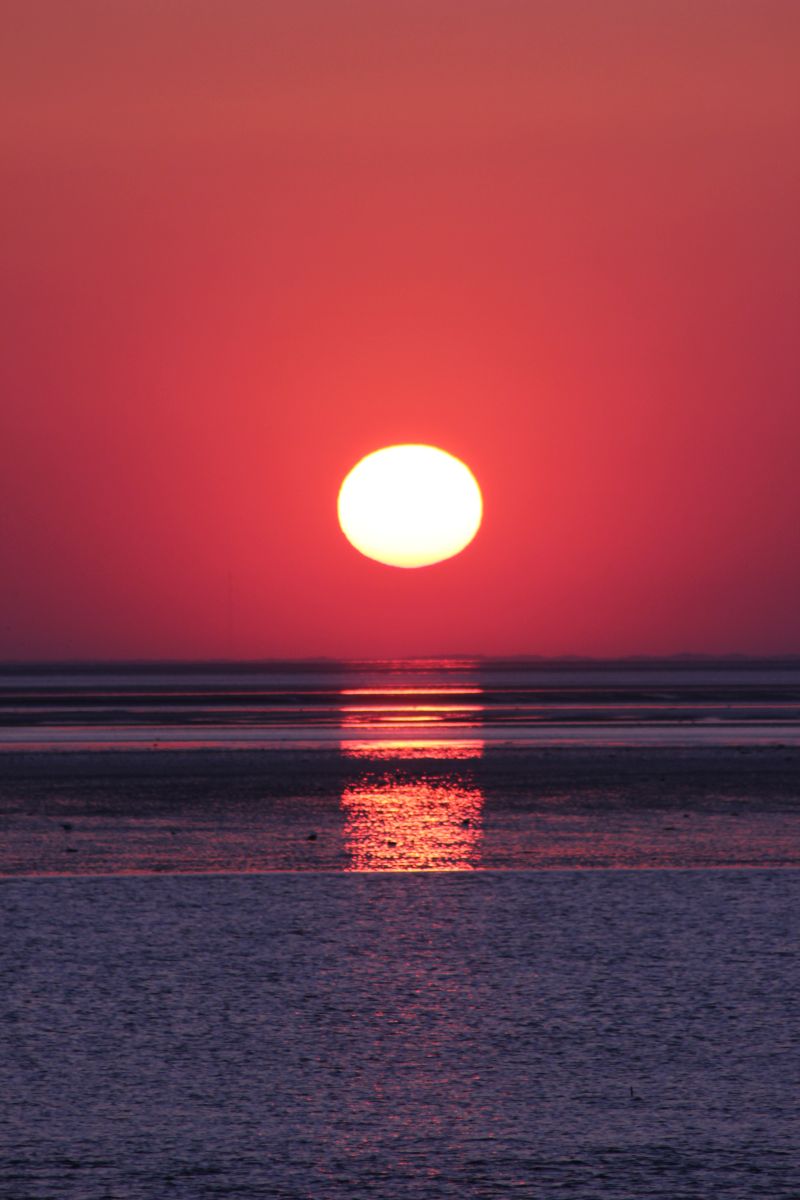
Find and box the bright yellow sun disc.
[337,444,482,568]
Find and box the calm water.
[3,658,800,749]
[2,871,798,1199]
[2,661,799,1196]
[2,659,800,875]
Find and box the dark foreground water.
[2,870,798,1199]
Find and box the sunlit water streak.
[341,778,483,870]
[341,739,484,870]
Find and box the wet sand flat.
[2,744,799,875]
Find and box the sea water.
[1,658,800,875]
[1,660,799,1197]
[2,658,800,752]
[2,871,798,1199]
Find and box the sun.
[337,444,483,568]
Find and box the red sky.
[2,1,799,659]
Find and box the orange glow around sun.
[337,444,482,568]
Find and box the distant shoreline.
[3,654,800,673]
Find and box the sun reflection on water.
[340,739,484,760]
[341,776,483,871]
[338,682,484,738]
[338,680,485,870]
[341,740,484,871]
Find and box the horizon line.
[2,652,800,670]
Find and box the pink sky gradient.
[2,1,799,658]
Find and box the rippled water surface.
[2,871,798,1199]
[2,662,799,1196]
